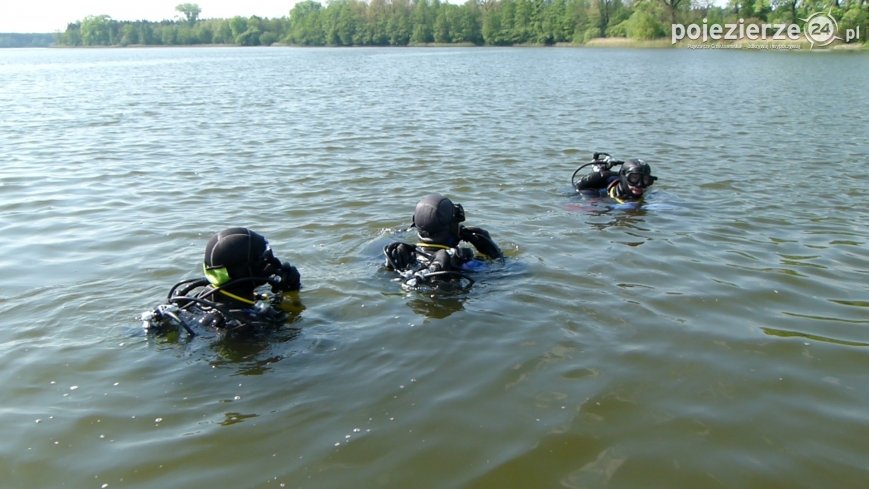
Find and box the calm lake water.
[1,46,868,489]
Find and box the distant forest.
[42,0,869,47]
[0,33,55,47]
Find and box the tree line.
[54,0,867,47]
[0,33,55,47]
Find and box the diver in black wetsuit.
[573,152,658,202]
[384,194,502,288]
[142,227,301,337]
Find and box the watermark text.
[672,18,800,45]
[672,11,860,49]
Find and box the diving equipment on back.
[142,227,301,337]
[572,152,658,202]
[384,194,502,290]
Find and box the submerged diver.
[384,193,503,289]
[142,227,301,337]
[572,152,658,202]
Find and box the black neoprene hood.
[204,227,270,281]
[413,194,463,246]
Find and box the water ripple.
[2,47,868,489]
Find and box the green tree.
[213,20,234,43]
[175,23,194,44]
[235,16,264,45]
[512,0,532,42]
[625,0,666,39]
[176,3,202,24]
[433,2,453,42]
[839,3,868,42]
[160,24,178,44]
[456,0,484,44]
[658,0,685,26]
[541,0,573,43]
[387,0,413,45]
[80,15,115,45]
[565,0,593,43]
[587,0,612,37]
[192,22,214,43]
[411,0,435,43]
[61,22,82,46]
[289,0,325,44]
[485,0,518,44]
[322,0,358,45]
[770,0,800,24]
[229,16,249,41]
[119,23,137,45]
[367,0,390,45]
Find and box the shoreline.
[27,37,868,51]
[582,37,867,50]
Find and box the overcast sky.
[0,1,299,33]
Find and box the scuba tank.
[141,274,296,337]
[571,152,625,189]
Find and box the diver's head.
[618,159,656,198]
[412,194,465,247]
[203,227,280,294]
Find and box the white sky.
[0,1,300,33]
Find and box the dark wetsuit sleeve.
[575,171,616,191]
[459,226,503,260]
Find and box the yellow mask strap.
[415,242,451,250]
[218,289,256,306]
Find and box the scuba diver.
[384,194,503,290]
[572,152,658,203]
[142,227,302,337]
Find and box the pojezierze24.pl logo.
[671,10,861,48]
